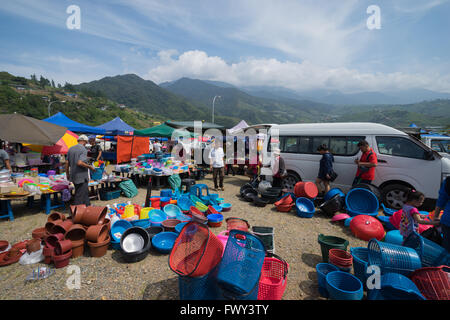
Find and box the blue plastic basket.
[325,271,363,300]
[178,266,222,300]
[384,230,404,246]
[175,222,188,233]
[177,196,193,211]
[90,165,104,180]
[350,247,369,289]
[216,230,266,295]
[316,263,339,298]
[403,232,450,267]
[151,231,178,253]
[131,218,151,229]
[367,273,426,300]
[148,209,168,226]
[295,197,315,218]
[160,189,173,198]
[164,204,182,219]
[368,239,422,276]
[110,220,133,242]
[345,188,379,216]
[324,188,345,202]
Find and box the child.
[315,144,334,195]
[399,190,440,242]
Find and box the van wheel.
[282,172,300,190]
[382,184,410,210]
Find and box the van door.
[374,135,441,203]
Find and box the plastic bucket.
[318,234,349,263]
[140,207,153,220]
[294,181,318,199]
[316,263,339,298]
[350,247,369,289]
[326,271,363,300]
[123,205,136,219]
[150,197,161,208]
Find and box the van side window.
[282,137,299,153]
[376,136,429,160]
[312,137,330,153]
[298,137,311,153]
[347,136,365,155]
[329,137,347,155]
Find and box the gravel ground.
[0,170,368,300]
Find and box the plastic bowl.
[162,219,181,232]
[177,196,192,211]
[345,188,379,215]
[212,205,223,213]
[131,218,151,229]
[326,271,363,300]
[151,232,178,254]
[207,214,224,227]
[295,197,315,218]
[148,209,168,226]
[384,230,404,246]
[110,220,133,242]
[120,227,151,263]
[220,203,232,212]
[175,222,188,233]
[164,204,182,219]
[324,188,346,202]
[145,226,164,239]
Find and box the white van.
[421,134,450,159]
[266,122,450,210]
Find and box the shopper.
[209,139,225,191]
[353,140,377,186]
[315,144,334,195]
[434,177,450,252]
[88,136,102,162]
[0,142,12,171]
[66,135,96,206]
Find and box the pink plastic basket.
[257,253,289,300]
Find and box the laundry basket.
[257,253,289,300]
[169,221,223,277]
[410,266,450,300]
[350,247,369,288]
[178,265,221,300]
[403,232,450,267]
[216,230,266,297]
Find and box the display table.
[0,192,32,221]
[39,190,65,215]
[12,163,53,173]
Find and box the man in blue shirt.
[434,177,450,252]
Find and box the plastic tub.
[110,220,133,242]
[175,222,188,234]
[368,273,426,300]
[148,209,167,226]
[325,271,363,300]
[151,232,178,254]
[207,214,224,228]
[295,197,315,218]
[294,181,318,199]
[350,247,369,288]
[219,203,232,212]
[316,263,339,298]
[212,205,223,213]
[120,227,151,263]
[324,188,345,202]
[162,219,181,232]
[319,194,344,215]
[164,204,182,219]
[384,230,404,246]
[160,197,171,208]
[145,226,164,239]
[177,196,193,211]
[131,218,151,229]
[345,188,379,216]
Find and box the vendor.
[87,136,102,162]
[0,142,12,171]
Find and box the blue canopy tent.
[96,117,135,135]
[43,112,106,135]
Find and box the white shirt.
[209,147,224,168]
[154,142,162,153]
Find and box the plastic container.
[175,222,188,234]
[402,232,450,267]
[410,266,450,300]
[328,249,353,271]
[139,207,152,220]
[160,189,173,198]
[146,226,164,239]
[295,197,315,218]
[368,239,422,276]
[178,266,221,300]
[257,253,289,300]
[150,197,161,208]
[384,230,403,246]
[207,214,223,228]
[317,234,349,263]
[324,188,345,202]
[316,263,339,298]
[350,215,385,241]
[350,247,369,288]
[169,222,224,277]
[345,188,379,216]
[319,194,344,215]
[162,219,181,232]
[294,181,318,199]
[325,271,363,300]
[131,218,152,229]
[151,232,178,253]
[164,204,182,219]
[148,209,167,226]
[368,273,426,300]
[219,203,232,212]
[110,220,133,242]
[177,196,193,211]
[120,227,151,263]
[226,217,250,232]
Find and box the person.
[225,140,236,176]
[209,139,225,191]
[433,177,450,252]
[399,190,439,242]
[153,139,162,153]
[0,143,12,171]
[87,136,102,162]
[66,135,96,206]
[315,144,334,195]
[353,140,377,186]
[271,148,287,187]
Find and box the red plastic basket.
[226,217,250,232]
[410,266,450,300]
[257,253,289,300]
[169,221,223,277]
[329,249,353,267]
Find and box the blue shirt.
[318,153,334,179]
[437,178,450,227]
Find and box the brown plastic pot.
[0,240,9,252]
[47,212,66,222]
[80,206,107,226]
[45,220,62,234]
[102,218,111,232]
[26,239,41,254]
[44,233,65,249]
[64,224,86,242]
[71,204,87,223]
[70,239,85,258]
[53,249,72,268]
[42,246,54,264]
[55,239,72,255]
[51,220,74,235]
[86,224,108,243]
[87,235,110,258]
[32,227,48,240]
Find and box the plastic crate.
[99,188,122,201]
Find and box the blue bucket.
[316,263,339,298]
[326,271,363,300]
[345,188,379,216]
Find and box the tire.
[381,184,411,210]
[282,172,300,190]
[351,183,382,202]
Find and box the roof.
[166,120,225,130]
[44,112,106,134]
[96,117,135,135]
[269,122,406,136]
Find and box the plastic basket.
[169,221,224,278]
[345,188,379,215]
[324,188,345,202]
[90,164,104,181]
[257,253,289,300]
[368,273,426,300]
[316,263,339,298]
[295,197,315,218]
[216,229,266,295]
[368,239,422,276]
[178,266,221,300]
[226,217,250,232]
[317,234,349,263]
[328,249,353,269]
[325,271,363,300]
[410,266,450,300]
[350,247,369,288]
[403,232,450,267]
[164,204,182,219]
[99,188,122,201]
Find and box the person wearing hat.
[87,135,102,162]
[66,135,96,206]
[270,147,287,187]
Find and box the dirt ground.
[0,170,368,300]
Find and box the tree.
[64,82,75,92]
[51,80,56,88]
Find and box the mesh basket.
[257,253,289,300]
[216,230,266,295]
[350,247,369,288]
[169,221,223,277]
[226,217,250,232]
[178,265,222,300]
[410,266,450,300]
[403,232,450,267]
[368,239,422,276]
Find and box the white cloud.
[146,50,450,93]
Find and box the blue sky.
[1,0,450,93]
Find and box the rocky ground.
[0,171,368,300]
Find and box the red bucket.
[328,248,353,268]
[150,197,161,208]
[294,182,318,199]
[257,253,289,300]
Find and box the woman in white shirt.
[209,139,225,191]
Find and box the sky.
[1,0,450,93]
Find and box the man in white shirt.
[209,139,225,191]
[153,139,162,153]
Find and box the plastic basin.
[345,188,379,215]
[164,204,182,219]
[131,218,151,229]
[152,232,178,254]
[295,197,315,218]
[324,188,346,202]
[111,220,133,242]
[148,209,168,226]
[175,222,188,233]
[326,271,363,300]
[220,203,232,212]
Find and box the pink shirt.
[399,204,420,238]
